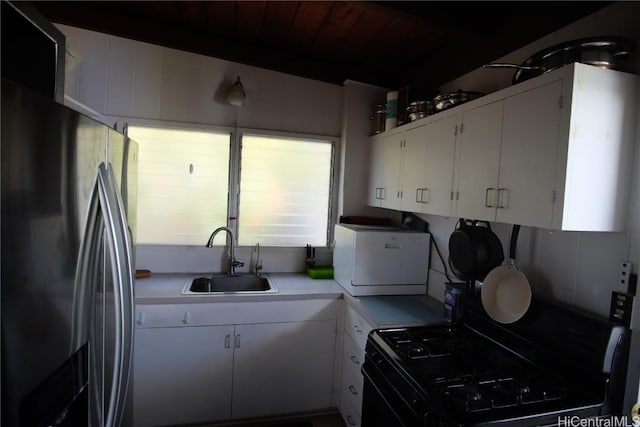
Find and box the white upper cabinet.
[454,81,563,228]
[370,63,638,231]
[454,101,504,222]
[403,115,458,216]
[498,80,563,227]
[368,132,403,210]
[552,65,637,231]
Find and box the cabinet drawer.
[339,388,362,427]
[342,333,364,381]
[344,304,374,350]
[341,356,363,415]
[341,333,364,417]
[135,303,236,328]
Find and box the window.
[128,124,334,248]
[127,125,230,245]
[238,134,333,247]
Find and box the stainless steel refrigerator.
[1,79,138,426]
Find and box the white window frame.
[110,116,339,251]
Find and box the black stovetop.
[365,297,629,426]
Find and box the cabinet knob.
[348,385,358,395]
[235,334,241,348]
[350,355,360,365]
[346,415,356,426]
[225,334,231,349]
[183,312,191,324]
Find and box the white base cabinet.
[232,321,337,419]
[338,304,375,427]
[134,325,234,426]
[133,300,340,427]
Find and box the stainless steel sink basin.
[181,274,277,295]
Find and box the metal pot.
[370,104,386,134]
[433,90,485,111]
[484,36,636,84]
[407,100,434,122]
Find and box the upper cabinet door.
[497,80,563,228]
[367,137,385,207]
[401,126,427,213]
[411,115,458,217]
[455,101,503,222]
[380,132,404,210]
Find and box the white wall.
[58,24,342,135]
[57,24,343,274]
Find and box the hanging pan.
[481,224,531,324]
[448,219,504,283]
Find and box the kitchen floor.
[194,412,346,427]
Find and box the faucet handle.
[231,259,244,268]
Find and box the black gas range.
[361,296,630,427]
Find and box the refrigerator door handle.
[104,164,135,427]
[71,163,133,427]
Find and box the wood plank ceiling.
[32,1,610,93]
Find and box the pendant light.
[227,76,246,106]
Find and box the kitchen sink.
[181,274,277,295]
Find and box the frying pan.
[448,219,504,282]
[483,36,635,85]
[481,225,531,324]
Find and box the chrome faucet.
[253,243,263,276]
[206,226,244,275]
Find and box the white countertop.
[135,272,446,327]
[135,272,345,304]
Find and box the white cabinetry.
[232,321,337,419]
[455,82,563,228]
[338,304,375,427]
[133,299,339,426]
[369,63,638,231]
[368,132,403,209]
[402,114,458,216]
[135,325,234,426]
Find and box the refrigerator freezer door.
[72,164,134,427]
[2,79,136,427]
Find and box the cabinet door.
[367,138,385,207]
[379,133,403,210]
[134,325,235,426]
[232,320,337,419]
[400,126,427,213]
[455,101,503,221]
[420,115,457,216]
[497,80,562,227]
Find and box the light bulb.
[227,76,246,106]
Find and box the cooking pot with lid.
[407,100,434,121]
[483,36,636,85]
[433,90,485,111]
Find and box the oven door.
[361,357,428,427]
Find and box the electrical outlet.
[619,261,633,290]
[610,291,633,327]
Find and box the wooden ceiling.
[32,1,610,91]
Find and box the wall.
[57,24,342,274]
